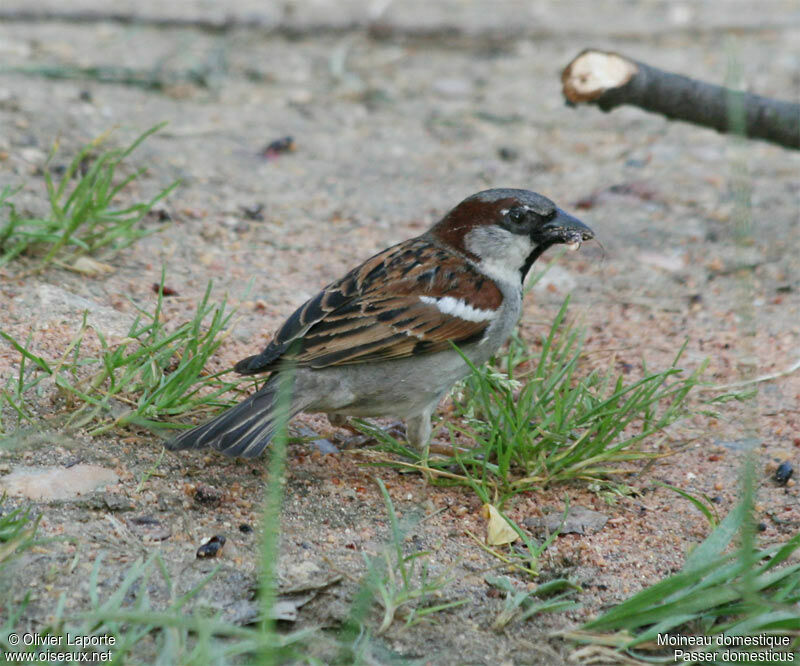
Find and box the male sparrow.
[168,188,593,458]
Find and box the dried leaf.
[481,503,518,546]
[71,256,114,276]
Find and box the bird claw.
[427,442,473,457]
[385,421,407,440]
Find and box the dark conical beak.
[540,208,594,251]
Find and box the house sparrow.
[168,188,593,458]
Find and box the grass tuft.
[0,271,256,437]
[0,124,178,272]
[567,463,800,663]
[0,499,44,653]
[1,541,312,662]
[366,296,703,506]
[0,473,463,662]
[364,478,466,634]
[0,501,40,569]
[487,574,580,630]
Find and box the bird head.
[430,188,594,283]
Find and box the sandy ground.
[1,1,800,664]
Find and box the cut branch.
[562,49,800,150]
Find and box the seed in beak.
[566,240,581,252]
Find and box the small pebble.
[194,483,222,506]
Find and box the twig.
[356,455,474,483]
[711,357,800,391]
[562,49,800,150]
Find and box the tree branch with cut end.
[562,49,800,150]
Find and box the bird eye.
[508,208,525,224]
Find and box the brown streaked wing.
[233,249,387,374]
[236,238,504,372]
[282,241,503,368]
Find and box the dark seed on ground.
[775,461,793,486]
[261,136,295,159]
[151,283,179,297]
[240,203,265,220]
[197,535,226,559]
[497,146,519,161]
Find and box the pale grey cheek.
[465,226,533,267]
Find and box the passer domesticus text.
[168,188,593,458]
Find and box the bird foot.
[335,420,405,450]
[386,421,471,457]
[427,441,473,457]
[384,421,406,440]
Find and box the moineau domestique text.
[21,634,116,647]
[657,635,790,649]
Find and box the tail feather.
[167,378,304,459]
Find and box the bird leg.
[327,413,360,434]
[378,421,468,456]
[326,413,373,448]
[327,412,469,457]
[405,413,472,457]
